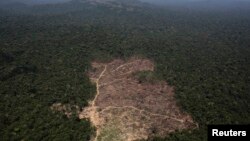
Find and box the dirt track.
[79,57,197,141]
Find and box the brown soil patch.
[79,57,197,141]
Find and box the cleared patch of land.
[79,57,197,141]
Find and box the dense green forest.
[0,0,249,140]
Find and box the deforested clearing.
[79,57,197,141]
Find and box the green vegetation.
[133,71,159,84]
[98,121,123,141]
[0,1,249,141]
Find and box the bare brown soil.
[79,57,197,141]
